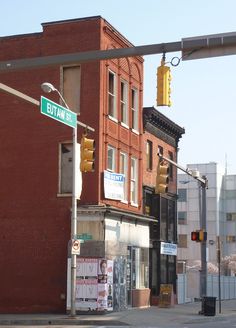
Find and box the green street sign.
[76,233,92,241]
[40,96,77,129]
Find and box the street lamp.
[41,82,78,317]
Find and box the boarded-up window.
[60,143,72,194]
[63,66,81,113]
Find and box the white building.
[177,162,236,274]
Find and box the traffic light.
[156,60,171,107]
[155,159,169,194]
[191,230,207,242]
[80,134,95,172]
[191,231,199,242]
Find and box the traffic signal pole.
[158,153,208,298]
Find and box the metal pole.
[70,123,77,317]
[217,236,222,313]
[58,93,78,317]
[200,179,207,298]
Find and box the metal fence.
[177,273,236,304]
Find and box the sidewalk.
[0,299,236,326]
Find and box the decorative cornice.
[143,106,185,147]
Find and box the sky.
[1,0,236,173]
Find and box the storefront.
[66,205,154,311]
[143,188,178,305]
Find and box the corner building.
[0,16,148,313]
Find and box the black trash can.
[202,296,216,316]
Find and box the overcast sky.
[1,0,236,173]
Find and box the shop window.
[168,199,175,242]
[131,247,149,289]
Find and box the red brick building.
[142,107,184,305]
[0,16,184,313]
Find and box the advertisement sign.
[160,242,177,256]
[104,170,125,200]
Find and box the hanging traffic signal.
[191,230,207,242]
[156,60,171,107]
[155,159,169,194]
[80,134,95,172]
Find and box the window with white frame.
[120,80,128,126]
[131,88,138,131]
[107,145,116,172]
[108,70,117,118]
[120,151,128,201]
[130,157,138,205]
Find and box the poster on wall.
[84,258,98,278]
[76,258,85,277]
[98,259,108,283]
[69,257,113,312]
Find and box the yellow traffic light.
[199,229,207,242]
[155,159,169,194]
[156,61,171,107]
[80,134,95,172]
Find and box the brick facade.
[0,16,145,313]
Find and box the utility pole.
[158,153,208,299]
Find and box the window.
[120,152,128,202]
[225,190,236,199]
[120,80,128,126]
[108,70,117,118]
[107,145,116,172]
[146,140,153,170]
[59,143,73,194]
[158,145,163,156]
[63,66,81,113]
[227,213,236,221]
[130,247,149,289]
[131,157,138,205]
[178,189,187,202]
[178,211,187,224]
[226,235,236,243]
[168,151,173,179]
[131,88,138,131]
[178,234,188,248]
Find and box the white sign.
[104,170,125,200]
[160,242,177,256]
[71,239,80,255]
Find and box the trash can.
[202,296,216,316]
